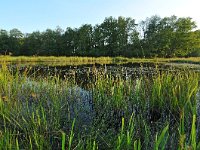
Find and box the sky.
[0,0,199,33]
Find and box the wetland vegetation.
[0,61,200,149]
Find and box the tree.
[9,28,23,55]
[76,24,93,56]
[54,26,65,56]
[0,15,199,57]
[93,24,106,56]
[0,29,10,55]
[41,29,55,55]
[140,15,198,57]
[140,15,162,57]
[96,16,138,56]
[172,17,197,56]
[63,27,78,56]
[100,16,118,56]
[21,31,42,55]
[188,30,200,56]
[117,16,138,57]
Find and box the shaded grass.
[0,63,199,149]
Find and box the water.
[7,62,196,86]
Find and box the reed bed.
[0,63,199,149]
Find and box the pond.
[6,61,200,88]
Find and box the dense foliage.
[0,15,200,57]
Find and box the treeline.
[1,15,200,57]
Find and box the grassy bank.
[0,56,200,65]
[0,64,200,149]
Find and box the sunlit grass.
[0,56,200,65]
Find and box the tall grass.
[0,63,199,149]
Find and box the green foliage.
[141,15,200,57]
[1,15,199,57]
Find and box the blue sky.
[0,0,199,33]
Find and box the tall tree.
[54,26,65,56]
[188,30,200,56]
[117,16,138,56]
[140,15,198,57]
[172,17,197,56]
[100,16,118,56]
[0,29,10,55]
[41,29,55,55]
[21,31,42,55]
[93,24,106,56]
[76,24,93,56]
[9,28,23,55]
[63,27,78,56]
[141,15,162,56]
